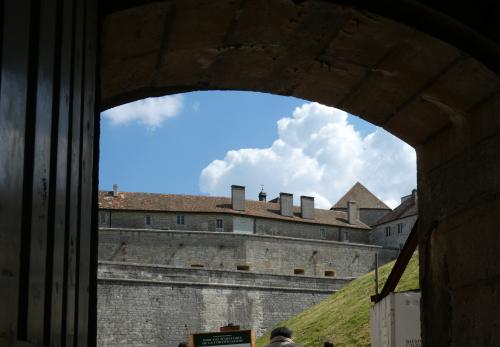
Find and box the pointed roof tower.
[331,182,390,210]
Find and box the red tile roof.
[331,182,391,210]
[99,191,370,230]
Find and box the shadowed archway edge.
[100,86,291,112]
[101,0,500,87]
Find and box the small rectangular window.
[145,215,151,226]
[294,269,305,275]
[176,215,185,225]
[216,219,224,229]
[397,223,404,234]
[237,265,250,271]
[385,226,391,237]
[342,230,349,242]
[100,212,106,225]
[190,264,204,268]
[320,228,326,239]
[324,270,335,277]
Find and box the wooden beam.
[371,219,418,303]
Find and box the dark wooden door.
[0,0,99,345]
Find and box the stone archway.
[101,1,500,345]
[1,0,499,345]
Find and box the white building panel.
[233,216,254,234]
[371,291,421,347]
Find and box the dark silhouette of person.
[264,327,302,347]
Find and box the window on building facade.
[176,215,185,225]
[99,212,106,225]
[294,268,305,275]
[342,230,349,242]
[385,226,391,236]
[397,223,404,234]
[324,270,335,277]
[145,215,151,226]
[190,264,204,268]
[216,219,224,229]
[237,265,250,271]
[320,228,326,239]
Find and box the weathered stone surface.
[98,229,398,277]
[99,210,371,243]
[97,280,329,347]
[370,215,417,249]
[96,227,398,346]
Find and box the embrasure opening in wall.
[324,270,335,277]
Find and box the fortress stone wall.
[97,273,331,347]
[97,229,398,346]
[98,228,397,277]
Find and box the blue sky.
[100,91,416,208]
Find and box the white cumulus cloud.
[102,94,184,129]
[199,102,416,209]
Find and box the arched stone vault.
[3,0,500,345]
[101,1,499,146]
[100,1,500,345]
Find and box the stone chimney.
[401,189,418,204]
[112,184,119,197]
[300,196,314,219]
[347,200,358,224]
[400,194,411,204]
[231,185,245,211]
[280,193,293,217]
[258,187,267,202]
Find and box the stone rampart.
[97,229,399,346]
[97,262,337,346]
[99,228,398,277]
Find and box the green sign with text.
[192,330,253,347]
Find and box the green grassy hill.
[256,253,419,347]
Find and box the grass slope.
[256,253,419,347]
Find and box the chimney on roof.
[258,186,267,202]
[347,200,358,224]
[400,194,411,204]
[401,189,418,204]
[231,185,245,211]
[300,196,314,219]
[112,184,119,197]
[280,193,293,217]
